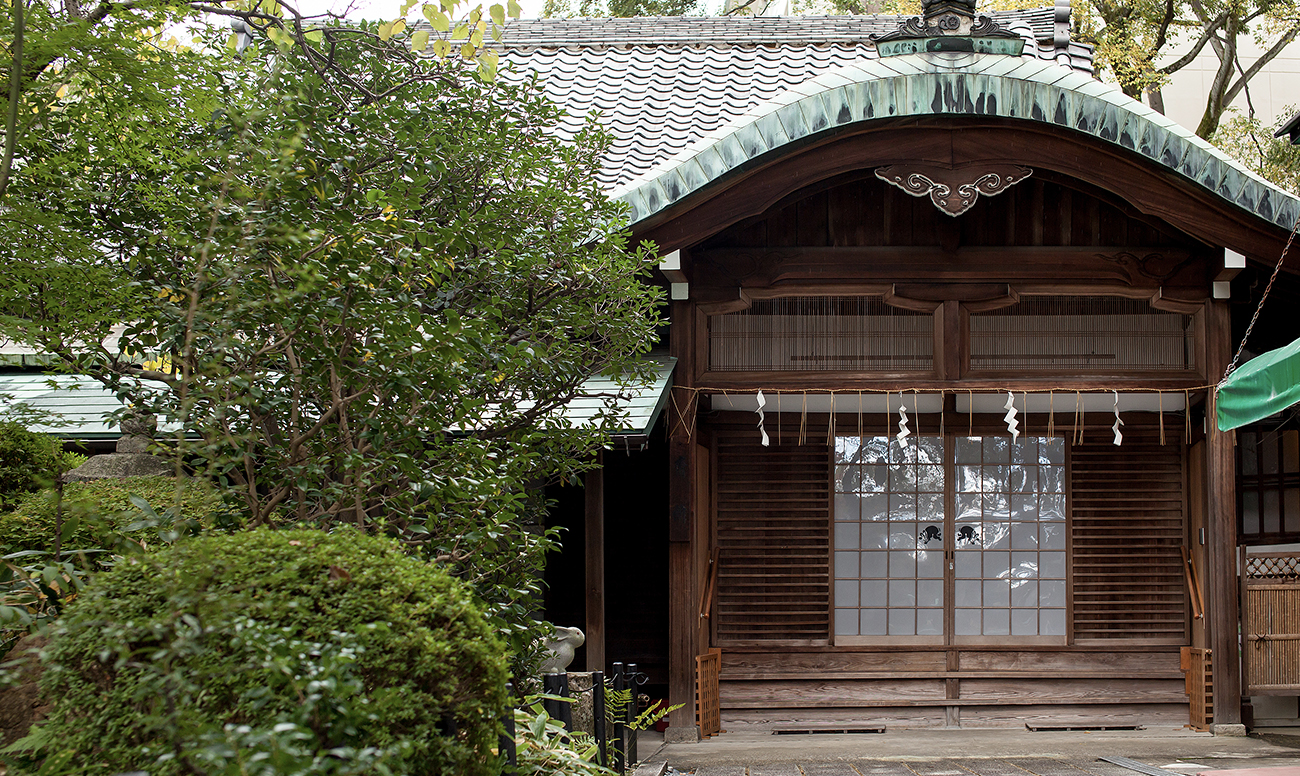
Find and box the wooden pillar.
[585,455,605,673]
[666,299,700,742]
[1204,298,1242,727]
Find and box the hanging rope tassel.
[1074,391,1083,445]
[1111,389,1124,446]
[1004,391,1020,443]
[756,390,770,447]
[858,391,864,453]
[1048,390,1055,438]
[1022,391,1029,439]
[1159,390,1165,446]
[968,390,973,437]
[827,390,836,446]
[799,392,808,446]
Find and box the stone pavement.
[635,727,1300,776]
[678,759,1300,776]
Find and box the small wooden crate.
[1180,646,1213,732]
[695,648,722,739]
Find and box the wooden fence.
[1242,552,1300,696]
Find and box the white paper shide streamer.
[1003,391,1020,443]
[755,390,770,447]
[896,400,910,448]
[1112,389,1124,446]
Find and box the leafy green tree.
[1070,0,1300,138]
[0,13,663,663]
[1211,105,1300,193]
[544,0,701,17]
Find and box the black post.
[543,673,573,731]
[593,670,607,768]
[626,663,639,767]
[501,681,517,773]
[611,662,625,773]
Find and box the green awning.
[1216,337,1300,431]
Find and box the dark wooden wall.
[690,172,1214,304]
[700,173,1197,253]
[703,414,1189,729]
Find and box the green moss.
[15,528,508,775]
[0,476,223,555]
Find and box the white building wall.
[1158,34,1300,134]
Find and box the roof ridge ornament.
[873,0,1026,56]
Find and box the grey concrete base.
[1211,723,1248,736]
[664,725,701,744]
[631,761,668,776]
[657,726,1299,769]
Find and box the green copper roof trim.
[877,37,1026,57]
[612,52,1300,235]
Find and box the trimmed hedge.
[0,423,63,512]
[0,476,223,556]
[14,528,508,775]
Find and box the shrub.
[0,423,63,512]
[0,475,224,556]
[8,528,508,775]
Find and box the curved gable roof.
[612,52,1300,236]
[499,12,1091,190]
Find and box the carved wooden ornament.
[875,163,1033,216]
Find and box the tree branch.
[1222,23,1300,107]
[0,0,24,202]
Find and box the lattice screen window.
[709,297,934,372]
[834,435,945,639]
[969,296,1195,373]
[953,436,1067,637]
[832,434,1066,643]
[1239,428,1300,542]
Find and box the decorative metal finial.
[873,0,1024,55]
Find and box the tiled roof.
[0,359,676,439]
[0,375,126,439]
[501,10,1065,46]
[609,53,1300,234]
[499,8,1090,190]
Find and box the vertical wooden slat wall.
[714,428,831,644]
[1070,427,1187,642]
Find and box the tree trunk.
[1146,86,1165,115]
[1196,14,1239,139]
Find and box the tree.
[1066,0,1299,138]
[1211,105,1300,193]
[544,0,701,18]
[0,14,663,660]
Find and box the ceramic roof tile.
[499,11,1091,189]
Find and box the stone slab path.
[691,759,1259,776]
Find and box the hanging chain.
[1223,207,1300,383]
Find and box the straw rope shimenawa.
[671,384,1216,446]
